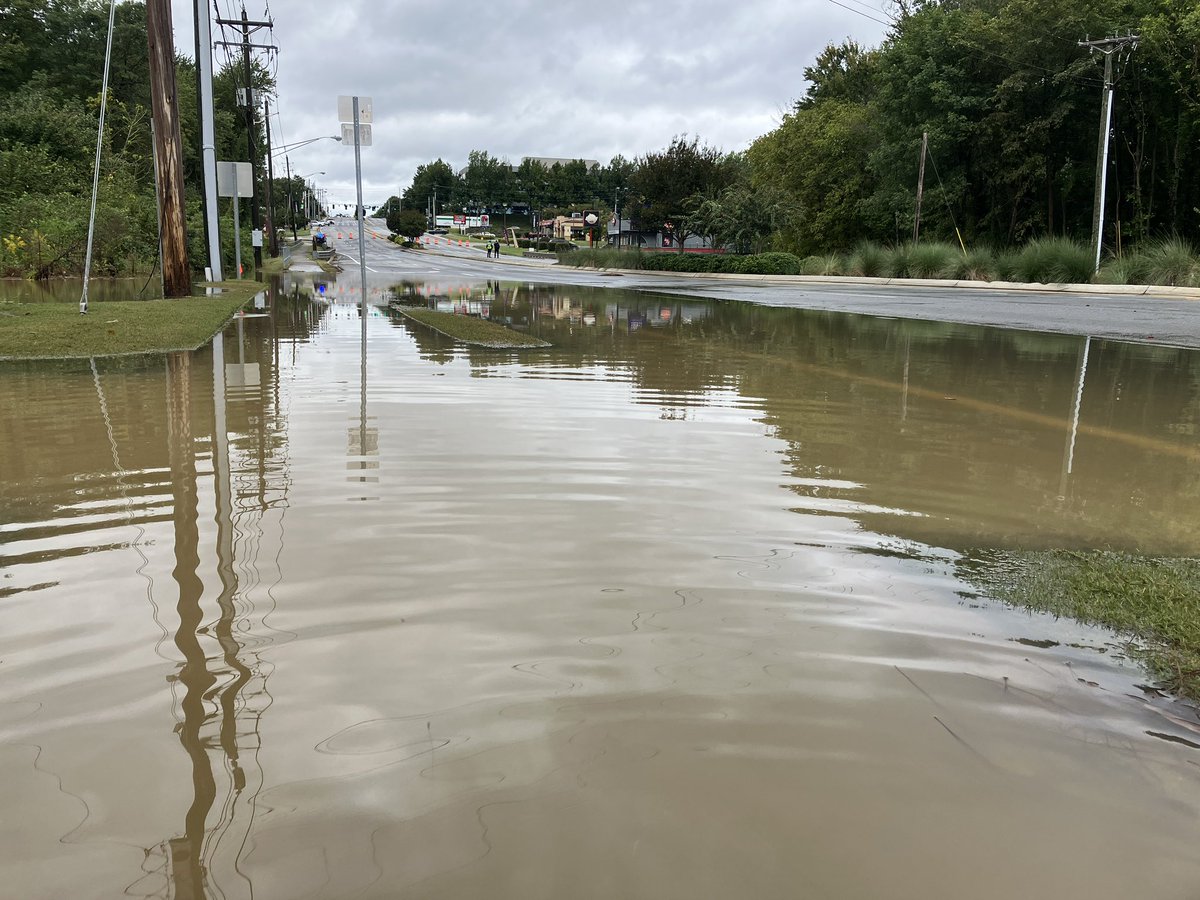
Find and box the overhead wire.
[825,0,892,27]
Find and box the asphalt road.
[316,219,1200,348]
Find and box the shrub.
[845,241,893,277]
[1012,237,1094,284]
[1134,236,1200,286]
[952,246,999,282]
[902,241,960,278]
[746,252,804,275]
[800,254,843,276]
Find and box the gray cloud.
[171,0,889,205]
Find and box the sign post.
[217,161,253,278]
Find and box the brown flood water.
[2,280,1199,899]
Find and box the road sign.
[337,95,372,123]
[341,123,372,146]
[216,161,253,197]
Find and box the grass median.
[391,306,550,349]
[965,549,1200,700]
[0,280,262,359]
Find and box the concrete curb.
[572,267,1200,299]
[404,245,1200,299]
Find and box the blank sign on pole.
[216,161,253,198]
[340,123,372,146]
[337,95,372,123]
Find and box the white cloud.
[170,0,890,205]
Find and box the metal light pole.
[80,0,118,314]
[1080,34,1138,273]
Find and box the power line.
[823,0,893,27]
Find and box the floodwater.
[0,277,158,304]
[2,278,1199,899]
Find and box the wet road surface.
[314,217,1200,347]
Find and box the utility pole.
[1079,34,1138,273]
[192,0,221,281]
[215,6,275,273]
[264,99,277,257]
[285,155,297,240]
[146,0,191,296]
[912,131,928,244]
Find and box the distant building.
[606,215,713,250]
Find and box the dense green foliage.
[387,207,428,240]
[0,0,274,278]
[399,152,638,219]
[751,0,1200,254]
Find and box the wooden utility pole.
[912,131,928,244]
[146,0,191,296]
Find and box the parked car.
[428,226,449,235]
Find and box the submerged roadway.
[316,217,1200,348]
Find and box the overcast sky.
[169,0,891,208]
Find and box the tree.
[629,136,731,247]
[749,99,880,253]
[689,182,798,255]
[462,149,511,211]
[388,208,427,241]
[402,158,460,213]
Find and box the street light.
[271,135,342,159]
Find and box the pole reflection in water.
[132,324,285,900]
[163,349,216,898]
[348,299,379,498]
[1058,335,1092,498]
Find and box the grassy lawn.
[966,549,1200,700]
[391,306,550,348]
[0,280,261,359]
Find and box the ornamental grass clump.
[1136,237,1200,286]
[1013,237,1094,284]
[900,241,959,278]
[952,246,999,282]
[845,241,893,277]
[800,254,844,276]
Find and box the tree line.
[401,0,1199,258]
[3,0,1198,279]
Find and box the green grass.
[391,306,550,348]
[0,280,259,359]
[966,549,1200,700]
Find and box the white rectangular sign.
[341,123,372,147]
[216,161,253,198]
[337,95,373,124]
